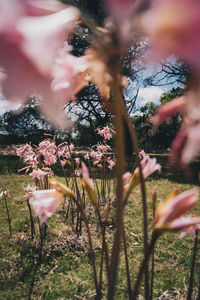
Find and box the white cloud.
[137,86,165,106]
[0,99,21,115]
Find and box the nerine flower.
[29,168,47,180]
[30,189,64,224]
[124,152,161,198]
[154,188,200,230]
[140,0,200,66]
[51,46,89,100]
[0,0,80,128]
[30,179,75,223]
[150,97,186,131]
[81,163,97,209]
[150,93,200,166]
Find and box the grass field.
[0,174,199,299]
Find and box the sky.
[125,61,181,113]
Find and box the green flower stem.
[133,232,160,299]
[107,59,125,300]
[120,103,149,298]
[187,232,198,300]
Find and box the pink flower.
[51,46,88,100]
[103,0,135,21]
[75,157,80,166]
[30,189,64,223]
[0,1,80,128]
[124,152,160,198]
[84,153,90,160]
[60,160,66,167]
[180,222,200,238]
[75,169,82,177]
[135,152,161,180]
[150,97,186,131]
[29,169,46,180]
[154,188,199,230]
[81,162,97,208]
[170,123,200,166]
[22,184,36,200]
[38,139,57,165]
[96,126,113,140]
[108,159,115,170]
[140,0,200,66]
[69,143,74,152]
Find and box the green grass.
[0,174,199,299]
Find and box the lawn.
[0,174,199,299]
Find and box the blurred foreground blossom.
[51,46,89,100]
[151,92,200,166]
[0,0,80,128]
[140,0,200,66]
[150,97,186,132]
[154,188,200,231]
[30,189,64,224]
[30,179,75,223]
[81,162,98,209]
[124,152,161,198]
[103,0,135,21]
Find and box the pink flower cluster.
[15,144,38,168]
[97,126,113,141]
[38,139,57,165]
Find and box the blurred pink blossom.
[103,0,135,21]
[136,152,161,179]
[154,188,199,230]
[170,123,200,166]
[75,169,82,177]
[0,1,80,128]
[30,188,64,223]
[82,162,94,188]
[84,153,90,160]
[108,158,115,170]
[150,97,186,131]
[141,0,200,66]
[51,46,88,100]
[29,168,47,180]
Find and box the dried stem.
[187,232,198,300]
[121,103,149,298]
[107,59,125,299]
[3,194,12,236]
[122,222,132,299]
[71,195,99,296]
[150,188,157,300]
[132,232,160,299]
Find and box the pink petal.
[17,7,79,75]
[141,0,200,66]
[150,97,186,131]
[103,0,135,20]
[169,216,200,230]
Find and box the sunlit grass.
[0,174,199,299]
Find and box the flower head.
[140,0,200,66]
[81,162,97,208]
[0,1,80,128]
[154,188,200,230]
[30,189,64,224]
